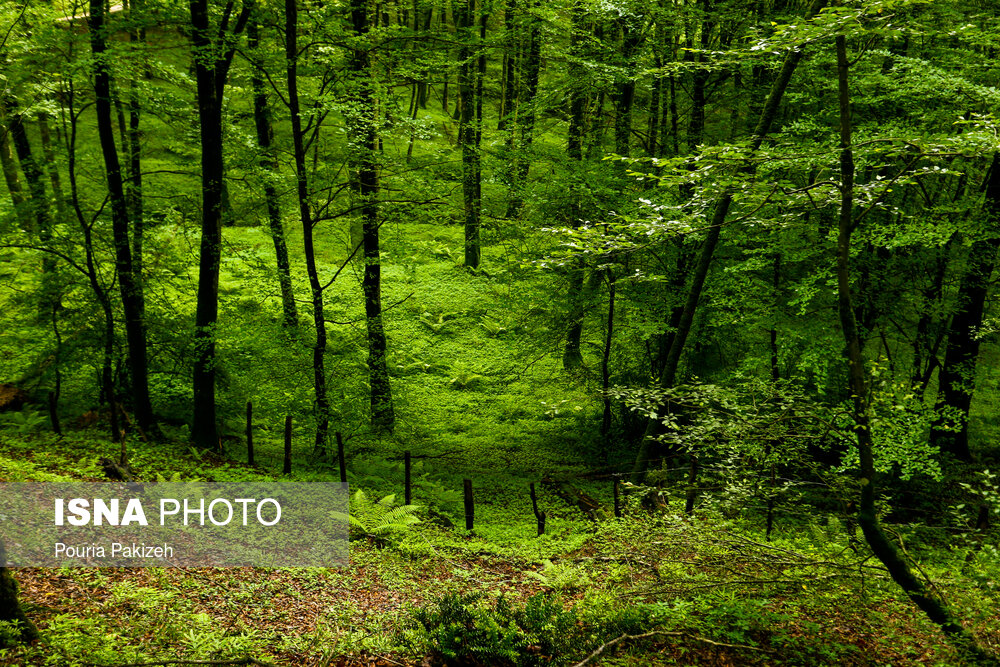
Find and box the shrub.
[409,592,577,666]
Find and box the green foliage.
[524,559,591,592]
[333,489,421,539]
[408,592,578,667]
[0,408,48,434]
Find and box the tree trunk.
[929,154,1000,463]
[351,0,396,432]
[3,97,49,242]
[37,113,67,224]
[287,0,332,450]
[601,271,616,443]
[457,0,482,268]
[248,18,298,330]
[505,1,539,219]
[188,0,251,450]
[833,34,996,664]
[631,0,826,480]
[66,77,120,441]
[0,121,26,222]
[563,0,587,369]
[613,16,639,160]
[88,0,157,437]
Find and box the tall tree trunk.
[188,0,251,450]
[498,0,518,131]
[351,0,396,432]
[457,0,482,268]
[563,0,587,369]
[613,16,639,160]
[505,1,539,219]
[287,0,332,450]
[833,34,995,664]
[930,154,1000,463]
[631,0,826,480]
[125,2,145,318]
[66,78,120,441]
[88,0,157,437]
[248,18,298,330]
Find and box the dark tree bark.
[930,153,1000,463]
[833,34,996,664]
[3,97,49,242]
[287,0,332,450]
[457,0,482,268]
[505,0,539,219]
[188,0,252,450]
[248,18,298,330]
[498,0,518,131]
[125,2,146,315]
[613,15,640,160]
[0,539,38,647]
[65,77,120,441]
[631,0,827,480]
[600,271,616,443]
[562,0,587,369]
[88,0,157,437]
[351,0,396,432]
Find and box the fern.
[525,559,591,591]
[331,489,421,539]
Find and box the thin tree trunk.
[631,0,827,480]
[88,0,157,437]
[37,113,67,224]
[125,2,145,317]
[505,1,539,219]
[457,0,482,268]
[351,0,395,432]
[833,34,996,664]
[498,0,518,131]
[563,0,587,369]
[287,0,332,450]
[65,78,120,441]
[248,18,298,330]
[600,271,616,441]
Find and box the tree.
[349,0,395,432]
[632,0,827,479]
[87,0,157,437]
[247,15,298,331]
[457,0,482,269]
[832,31,996,663]
[189,0,253,450]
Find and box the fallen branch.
[571,630,769,667]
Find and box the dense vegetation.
[1,0,999,664]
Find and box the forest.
[0,0,999,664]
